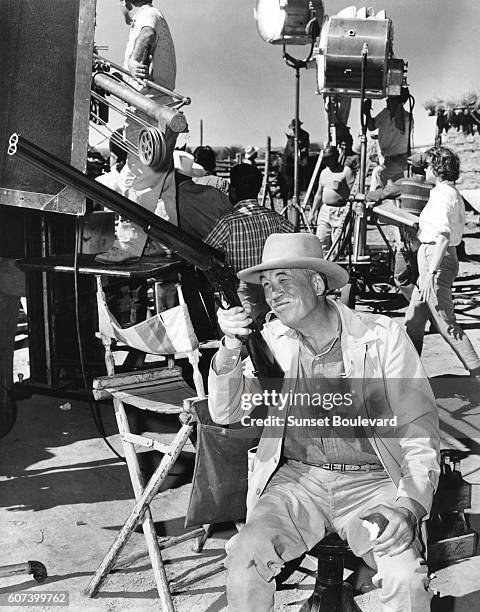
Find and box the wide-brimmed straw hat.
[237,233,349,289]
[173,150,206,178]
[244,146,259,158]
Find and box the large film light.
[255,0,324,45]
[316,7,405,98]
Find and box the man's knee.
[374,549,432,611]
[226,521,284,582]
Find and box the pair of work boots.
[95,238,171,265]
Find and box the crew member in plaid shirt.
[205,164,294,327]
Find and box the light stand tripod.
[282,9,320,230]
[352,43,370,261]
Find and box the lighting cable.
[73,217,125,463]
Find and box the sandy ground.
[2,215,480,611]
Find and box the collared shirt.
[418,182,465,246]
[124,4,176,95]
[283,317,380,466]
[374,108,412,157]
[177,180,232,240]
[205,199,295,273]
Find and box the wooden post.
[261,136,271,207]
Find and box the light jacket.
[208,300,440,521]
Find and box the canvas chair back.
[96,281,205,399]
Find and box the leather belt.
[285,459,384,472]
[421,241,436,245]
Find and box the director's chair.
[85,277,209,610]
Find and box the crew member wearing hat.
[243,146,259,166]
[281,119,310,197]
[366,152,434,300]
[208,232,439,612]
[308,145,355,253]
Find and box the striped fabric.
[205,199,295,273]
[97,289,198,355]
[399,177,434,215]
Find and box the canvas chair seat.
[93,365,196,414]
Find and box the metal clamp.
[7,133,18,156]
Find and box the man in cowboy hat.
[208,232,439,612]
[281,119,310,196]
[244,146,259,166]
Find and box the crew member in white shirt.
[404,146,480,376]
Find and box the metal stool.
[301,533,361,612]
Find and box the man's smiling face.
[260,268,324,329]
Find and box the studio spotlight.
[254,0,324,46]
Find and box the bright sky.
[95,0,480,150]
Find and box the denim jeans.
[404,243,480,372]
[225,461,431,612]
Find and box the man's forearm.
[310,191,323,217]
[129,27,156,76]
[211,338,242,375]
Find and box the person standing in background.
[97,0,177,263]
[364,94,412,191]
[309,145,355,254]
[404,146,480,377]
[193,146,230,195]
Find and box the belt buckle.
[350,464,362,471]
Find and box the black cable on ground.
[73,217,125,463]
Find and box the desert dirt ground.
[1,212,480,611]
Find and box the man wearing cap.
[366,152,434,301]
[309,145,355,253]
[208,233,439,612]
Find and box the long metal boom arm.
[92,72,188,133]
[7,133,284,385]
